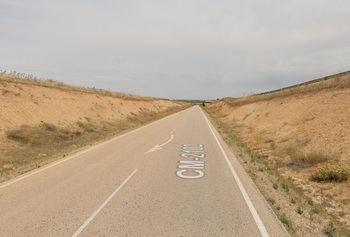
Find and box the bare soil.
[0,81,176,130]
[206,87,350,236]
[0,80,182,181]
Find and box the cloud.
[1,0,350,99]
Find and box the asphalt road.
[0,106,289,237]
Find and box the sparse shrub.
[250,152,260,163]
[280,213,293,230]
[6,125,31,143]
[311,163,349,182]
[295,138,310,148]
[323,222,336,237]
[289,150,332,168]
[77,121,96,132]
[285,147,297,156]
[42,122,57,132]
[1,89,10,95]
[247,168,256,178]
[7,122,82,146]
[273,183,278,189]
[291,198,296,204]
[311,207,320,215]
[264,139,274,143]
[296,151,331,165]
[307,198,314,206]
[267,198,275,205]
[297,206,304,215]
[270,142,276,150]
[281,182,289,192]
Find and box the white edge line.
[0,135,124,189]
[0,108,186,190]
[72,169,138,237]
[170,128,176,135]
[200,108,270,237]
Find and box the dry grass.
[311,163,350,182]
[0,70,157,101]
[0,106,186,181]
[287,149,333,168]
[0,69,188,180]
[223,71,350,107]
[203,69,350,235]
[203,107,350,236]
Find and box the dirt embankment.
[0,81,177,131]
[0,79,182,180]
[208,86,350,235]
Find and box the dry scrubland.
[0,72,184,181]
[205,72,350,236]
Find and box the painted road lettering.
[176,144,206,179]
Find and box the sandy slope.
[0,80,180,175]
[211,87,350,229]
[0,81,177,131]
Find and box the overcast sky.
[1,0,350,99]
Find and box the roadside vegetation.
[224,71,350,107]
[0,70,155,101]
[203,72,350,236]
[205,107,350,236]
[1,105,187,182]
[0,70,190,181]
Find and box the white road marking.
[72,169,138,237]
[145,145,162,154]
[200,108,270,237]
[0,143,112,190]
[170,128,176,135]
[176,144,206,179]
[160,134,174,147]
[145,134,174,154]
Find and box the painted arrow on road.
[145,130,175,154]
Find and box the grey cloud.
[1,0,350,99]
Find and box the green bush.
[323,222,336,237]
[312,163,349,182]
[280,213,293,230]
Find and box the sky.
[1,0,350,100]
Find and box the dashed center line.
[72,169,138,237]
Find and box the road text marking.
[176,144,206,179]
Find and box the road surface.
[0,106,289,236]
